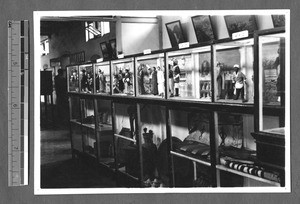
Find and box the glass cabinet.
[169,108,212,187]
[137,103,167,187]
[111,58,135,96]
[66,26,288,189]
[258,31,286,131]
[250,28,287,186]
[135,53,165,98]
[214,38,254,103]
[69,96,82,152]
[113,102,140,181]
[79,63,94,93]
[94,61,111,94]
[166,46,212,101]
[67,65,79,92]
[94,99,114,167]
[81,98,97,158]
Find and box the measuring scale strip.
[8,20,29,186]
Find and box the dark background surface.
[1,0,299,203]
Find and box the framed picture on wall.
[109,39,117,59]
[224,15,258,36]
[272,15,285,28]
[165,20,185,47]
[100,42,110,60]
[191,15,215,43]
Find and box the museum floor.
[40,111,116,188]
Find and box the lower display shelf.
[82,123,96,129]
[216,164,281,187]
[171,151,211,167]
[99,158,115,168]
[118,167,139,181]
[70,119,81,126]
[114,133,136,142]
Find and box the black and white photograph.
[109,39,117,59]
[33,10,290,195]
[165,20,186,47]
[224,15,258,36]
[191,15,215,43]
[100,42,110,60]
[272,14,286,28]
[1,0,300,202]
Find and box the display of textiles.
[219,145,256,161]
[220,157,281,183]
[179,140,210,156]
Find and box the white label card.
[117,54,124,59]
[179,42,190,49]
[232,30,249,40]
[143,49,151,55]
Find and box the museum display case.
[80,98,97,158]
[137,103,167,187]
[94,99,114,166]
[67,65,79,92]
[66,26,288,188]
[214,38,254,104]
[111,58,135,96]
[135,53,165,98]
[166,46,212,101]
[79,63,94,93]
[69,96,82,152]
[113,102,140,181]
[250,27,287,187]
[94,61,111,94]
[169,107,213,187]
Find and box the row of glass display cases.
[69,96,285,187]
[67,30,286,107]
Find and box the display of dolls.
[157,66,164,97]
[173,60,180,97]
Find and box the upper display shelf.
[66,28,286,109]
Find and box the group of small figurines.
[137,64,165,96]
[69,60,249,102]
[141,127,164,187]
[113,66,134,95]
[69,68,108,94]
[216,62,248,102]
[137,59,181,97]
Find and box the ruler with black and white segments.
[8,20,29,186]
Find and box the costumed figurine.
[157,66,165,97]
[233,64,247,102]
[151,66,158,95]
[142,128,158,180]
[173,60,180,97]
[80,69,89,92]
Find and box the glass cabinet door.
[79,64,94,93]
[214,38,254,104]
[252,29,287,182]
[67,65,79,92]
[95,99,114,167]
[81,99,97,158]
[166,46,212,101]
[94,62,111,94]
[258,32,286,132]
[169,108,212,187]
[113,102,140,180]
[111,58,135,96]
[69,96,82,152]
[137,103,166,187]
[135,53,165,98]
